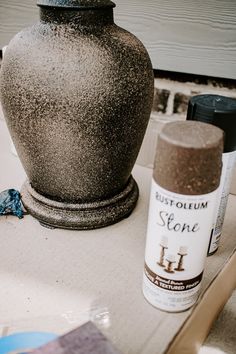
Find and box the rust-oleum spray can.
[143,121,223,312]
[187,94,236,255]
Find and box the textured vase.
[0,0,154,229]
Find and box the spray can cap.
[187,94,236,153]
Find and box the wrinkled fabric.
[0,189,24,219]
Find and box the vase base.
[21,176,139,230]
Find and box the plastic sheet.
[0,307,111,353]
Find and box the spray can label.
[208,151,236,255]
[143,179,218,312]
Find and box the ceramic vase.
[0,0,154,229]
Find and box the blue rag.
[0,189,24,219]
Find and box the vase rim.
[37,0,116,9]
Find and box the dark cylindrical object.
[187,94,236,153]
[143,121,223,312]
[187,94,236,255]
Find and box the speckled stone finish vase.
[0,0,154,229]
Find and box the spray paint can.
[143,121,223,312]
[187,94,236,255]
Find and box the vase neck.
[39,7,114,26]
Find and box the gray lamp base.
[21,177,139,230]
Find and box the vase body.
[0,0,154,229]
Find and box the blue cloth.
[0,189,24,219]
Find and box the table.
[0,120,236,354]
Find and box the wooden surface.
[0,0,236,79]
[116,0,236,79]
